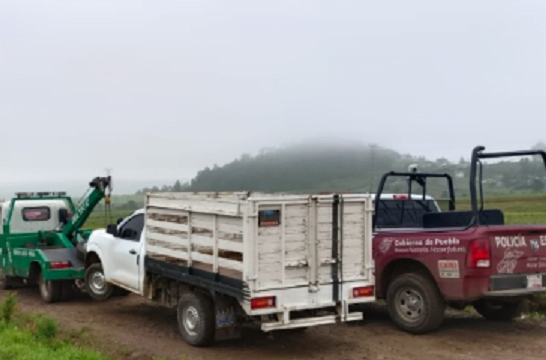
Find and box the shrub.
[1,291,17,324]
[34,315,58,340]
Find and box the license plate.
[527,274,543,289]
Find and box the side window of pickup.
[118,214,144,242]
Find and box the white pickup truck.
[81,192,376,347]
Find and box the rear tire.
[84,263,114,301]
[38,273,62,303]
[1,274,14,290]
[473,299,524,321]
[386,272,445,334]
[60,280,79,301]
[177,292,216,347]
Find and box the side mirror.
[106,224,118,237]
[58,208,69,226]
[116,217,123,225]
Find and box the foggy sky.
[1,0,545,184]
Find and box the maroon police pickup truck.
[371,146,546,334]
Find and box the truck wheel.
[84,263,114,301]
[473,299,524,321]
[386,272,445,334]
[38,273,62,303]
[60,280,78,301]
[177,292,215,347]
[1,274,14,290]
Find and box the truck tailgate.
[489,226,546,275]
[248,194,374,310]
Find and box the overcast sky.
[1,0,545,185]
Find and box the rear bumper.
[43,268,85,281]
[484,273,546,297]
[249,281,374,331]
[261,311,362,332]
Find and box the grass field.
[83,209,136,230]
[450,194,546,225]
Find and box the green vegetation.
[450,194,546,225]
[83,209,135,230]
[136,140,546,195]
[0,292,108,360]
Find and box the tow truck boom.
[62,176,112,240]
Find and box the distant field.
[82,194,546,230]
[455,195,546,225]
[83,209,135,230]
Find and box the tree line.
[136,140,546,196]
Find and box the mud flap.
[213,294,241,341]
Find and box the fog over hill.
[137,140,546,197]
[2,140,544,201]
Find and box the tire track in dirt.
[2,287,546,360]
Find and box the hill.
[137,139,546,199]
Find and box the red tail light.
[50,261,71,269]
[393,194,408,200]
[251,296,276,310]
[467,239,490,268]
[352,286,374,298]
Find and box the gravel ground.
[2,287,546,360]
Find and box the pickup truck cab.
[372,147,546,334]
[81,208,144,298]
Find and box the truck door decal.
[378,238,394,254]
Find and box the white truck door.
[109,213,144,291]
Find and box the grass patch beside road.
[0,292,108,360]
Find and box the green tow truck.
[0,176,112,303]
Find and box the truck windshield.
[375,199,440,229]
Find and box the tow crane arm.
[62,176,112,240]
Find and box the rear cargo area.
[142,192,375,328]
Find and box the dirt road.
[2,287,546,360]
